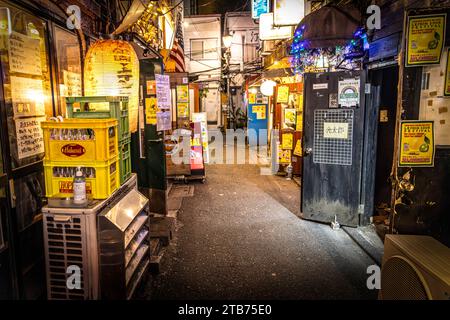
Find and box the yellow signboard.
[293,139,302,156]
[176,85,189,102]
[177,102,189,118]
[248,93,256,104]
[278,149,291,164]
[282,133,293,150]
[145,97,158,125]
[277,85,289,103]
[445,48,450,96]
[399,121,435,167]
[252,105,266,120]
[406,14,446,66]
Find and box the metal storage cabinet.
[42,174,149,300]
[98,187,150,300]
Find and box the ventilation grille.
[381,256,429,300]
[45,215,86,300]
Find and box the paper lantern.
[84,39,139,133]
[260,80,276,96]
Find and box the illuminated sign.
[251,0,270,20]
[259,13,293,41]
[274,0,305,26]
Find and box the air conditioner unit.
[380,235,450,300]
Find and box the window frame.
[190,38,219,61]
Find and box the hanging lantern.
[84,39,139,133]
[260,80,276,97]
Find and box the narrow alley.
[138,164,378,300]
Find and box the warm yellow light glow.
[249,87,258,94]
[84,39,139,133]
[223,35,233,48]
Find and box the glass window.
[0,3,53,168]
[55,26,82,117]
[191,38,218,60]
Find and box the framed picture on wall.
[445,48,450,96]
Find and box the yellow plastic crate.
[41,119,118,162]
[44,157,120,200]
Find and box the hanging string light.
[289,24,369,74]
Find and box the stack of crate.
[41,118,120,199]
[66,96,132,185]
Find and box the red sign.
[61,143,86,157]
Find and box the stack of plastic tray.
[41,118,120,200]
[66,96,131,184]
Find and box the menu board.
[252,105,266,120]
[8,31,42,75]
[15,117,45,159]
[10,76,46,117]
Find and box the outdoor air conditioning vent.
[381,255,430,300]
[380,235,450,300]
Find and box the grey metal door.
[301,71,365,227]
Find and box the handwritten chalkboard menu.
[8,31,42,76]
[15,117,45,159]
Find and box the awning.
[296,5,362,48]
[112,0,152,35]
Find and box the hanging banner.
[338,78,360,108]
[399,121,435,167]
[277,85,290,103]
[176,84,189,103]
[406,14,446,67]
[251,0,270,19]
[273,0,305,26]
[445,48,450,96]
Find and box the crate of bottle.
[41,119,118,162]
[44,156,120,200]
[66,96,130,141]
[119,136,132,184]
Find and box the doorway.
[371,66,399,211]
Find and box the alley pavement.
[137,164,378,300]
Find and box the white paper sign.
[338,78,360,107]
[313,83,328,90]
[323,122,349,139]
[155,74,171,111]
[15,116,45,159]
[156,111,172,131]
[8,31,42,76]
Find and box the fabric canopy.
[296,5,362,48]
